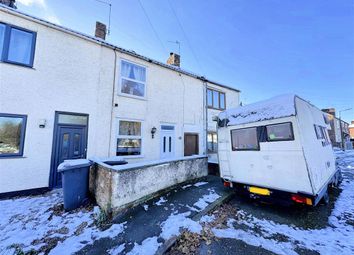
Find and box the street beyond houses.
[0,150,353,254]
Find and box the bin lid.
[58,159,92,172]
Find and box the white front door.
[160,125,175,159]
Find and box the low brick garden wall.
[89,156,208,215]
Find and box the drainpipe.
[203,78,208,156]
[108,49,117,156]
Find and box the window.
[0,23,36,67]
[266,122,294,141]
[0,114,27,157]
[120,60,146,97]
[117,120,142,156]
[231,127,259,151]
[207,88,226,110]
[208,132,218,153]
[314,124,331,146]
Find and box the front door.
[160,125,175,159]
[184,133,199,156]
[50,112,88,188]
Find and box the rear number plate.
[249,186,270,196]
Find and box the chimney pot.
[95,21,107,40]
[167,52,180,67]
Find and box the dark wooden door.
[51,126,87,188]
[184,133,199,156]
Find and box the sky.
[14,0,354,122]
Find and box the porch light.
[151,127,157,138]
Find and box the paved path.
[77,175,232,255]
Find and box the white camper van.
[217,94,340,206]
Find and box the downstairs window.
[0,113,27,157]
[117,120,142,156]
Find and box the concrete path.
[76,175,232,255]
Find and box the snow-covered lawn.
[0,179,222,255]
[0,191,126,255]
[211,150,354,254]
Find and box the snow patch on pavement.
[155,197,167,206]
[108,243,125,255]
[194,181,208,187]
[193,190,221,210]
[160,212,202,240]
[127,236,161,255]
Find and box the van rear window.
[231,127,259,151]
[266,122,294,141]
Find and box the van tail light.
[291,194,312,205]
[224,181,232,187]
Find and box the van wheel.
[322,190,329,205]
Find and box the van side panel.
[295,98,336,194]
[219,116,313,194]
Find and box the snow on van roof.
[219,94,296,126]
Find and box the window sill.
[0,155,27,159]
[0,60,35,69]
[208,107,225,111]
[117,93,147,101]
[120,155,145,159]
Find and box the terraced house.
[0,4,240,196]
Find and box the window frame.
[116,119,144,158]
[0,113,27,158]
[207,88,226,110]
[118,59,147,99]
[265,122,295,142]
[230,127,260,151]
[0,22,37,68]
[207,132,218,153]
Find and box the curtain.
[121,61,146,82]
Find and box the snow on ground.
[155,196,167,206]
[0,190,126,255]
[126,237,160,255]
[193,181,209,187]
[212,150,354,255]
[193,189,221,211]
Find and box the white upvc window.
[119,60,146,98]
[117,119,143,157]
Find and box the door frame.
[49,111,89,189]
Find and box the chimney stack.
[95,21,107,40]
[167,52,180,67]
[0,0,17,8]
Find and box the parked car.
[217,94,341,206]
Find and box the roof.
[219,94,297,126]
[0,4,240,93]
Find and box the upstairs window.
[117,120,142,156]
[231,127,259,151]
[0,113,27,157]
[120,60,146,98]
[207,132,218,153]
[266,122,294,141]
[0,23,36,67]
[207,88,226,110]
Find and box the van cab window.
[231,127,259,151]
[266,122,294,141]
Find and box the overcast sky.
[15,0,354,122]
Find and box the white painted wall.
[0,10,114,193]
[111,54,207,162]
[0,7,240,194]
